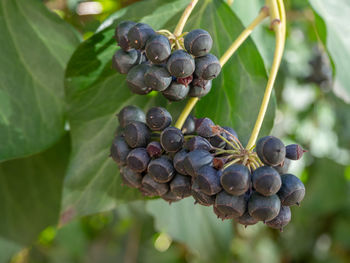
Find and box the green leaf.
[146,198,233,262]
[309,0,350,103]
[0,238,22,263]
[0,135,70,249]
[0,0,80,162]
[63,0,273,220]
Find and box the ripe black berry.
[185,136,212,151]
[181,115,195,135]
[221,164,251,196]
[195,117,215,138]
[252,166,282,196]
[128,23,155,50]
[126,148,150,173]
[194,54,221,80]
[273,158,291,175]
[189,79,212,98]
[120,166,142,188]
[145,34,171,64]
[110,136,131,165]
[141,174,168,197]
[173,149,188,175]
[118,105,145,128]
[256,136,286,166]
[278,174,305,206]
[144,66,172,91]
[148,156,175,183]
[166,50,195,78]
[215,191,246,219]
[285,144,305,160]
[195,165,222,195]
[146,107,172,131]
[237,211,259,227]
[126,64,152,95]
[183,149,213,177]
[161,191,182,203]
[248,192,281,222]
[124,121,151,148]
[112,49,142,74]
[146,141,163,158]
[266,206,291,231]
[184,29,213,57]
[191,181,215,206]
[115,21,136,51]
[160,127,184,152]
[170,174,192,198]
[162,82,189,101]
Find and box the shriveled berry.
[146,141,163,158]
[126,148,150,173]
[115,21,136,51]
[162,82,189,101]
[182,115,196,135]
[160,127,184,152]
[237,211,259,227]
[161,191,182,203]
[195,117,215,138]
[185,136,212,151]
[215,191,246,219]
[128,23,155,50]
[145,34,171,64]
[141,174,168,197]
[112,49,142,74]
[126,64,152,95]
[120,166,142,188]
[124,121,151,148]
[167,50,195,78]
[273,158,291,175]
[144,66,172,91]
[252,166,282,196]
[110,136,131,165]
[170,174,192,198]
[118,105,145,128]
[189,79,212,98]
[148,156,175,183]
[256,136,286,166]
[195,165,222,195]
[266,206,291,231]
[278,174,305,206]
[146,107,172,131]
[221,164,251,196]
[248,192,281,222]
[191,181,215,206]
[183,149,213,176]
[173,149,188,175]
[184,29,213,57]
[286,144,305,160]
[194,54,221,80]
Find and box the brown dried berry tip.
[177,75,193,87]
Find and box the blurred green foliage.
[0,0,349,262]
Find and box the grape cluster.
[110,105,306,231]
[112,21,221,101]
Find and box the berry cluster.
[112,21,221,101]
[110,105,306,231]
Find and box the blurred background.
[7,0,350,262]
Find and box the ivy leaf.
[0,0,80,162]
[146,198,233,262]
[310,0,350,103]
[0,135,70,257]
[63,0,273,220]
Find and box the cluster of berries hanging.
[112,21,221,101]
[110,105,306,231]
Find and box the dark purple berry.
[170,174,192,198]
[148,156,175,183]
[278,174,305,206]
[166,50,195,78]
[146,141,163,158]
[145,34,171,64]
[118,105,145,128]
[194,54,221,80]
[189,79,212,98]
[195,165,222,195]
[184,29,213,57]
[214,191,246,219]
[185,136,212,151]
[221,164,251,196]
[173,149,188,175]
[162,82,189,101]
[160,127,184,152]
[110,136,131,165]
[237,211,259,227]
[256,136,286,166]
[124,121,151,148]
[146,107,172,131]
[252,166,282,196]
[195,117,215,138]
[128,23,155,50]
[126,148,150,173]
[112,49,142,74]
[248,192,281,222]
[182,115,195,135]
[285,144,306,160]
[120,166,142,188]
[191,181,215,206]
[140,174,168,197]
[266,206,291,231]
[126,64,152,95]
[183,149,213,177]
[273,158,291,175]
[161,191,182,203]
[144,66,172,91]
[115,21,136,51]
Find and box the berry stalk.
[245,0,286,150]
[173,0,199,37]
[175,8,269,130]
